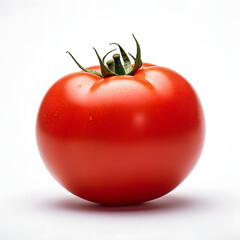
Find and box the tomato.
[36,36,205,205]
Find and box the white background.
[0,0,240,239]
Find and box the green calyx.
[66,34,142,78]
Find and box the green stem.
[93,48,117,78]
[110,43,132,72]
[128,52,135,60]
[102,48,117,64]
[106,59,115,72]
[67,35,143,78]
[66,51,103,77]
[126,34,142,75]
[113,54,125,75]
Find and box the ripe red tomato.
[36,36,205,205]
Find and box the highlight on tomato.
[36,35,205,205]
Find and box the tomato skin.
[36,63,205,205]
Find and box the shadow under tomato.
[38,192,209,214]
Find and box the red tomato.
[36,62,205,205]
